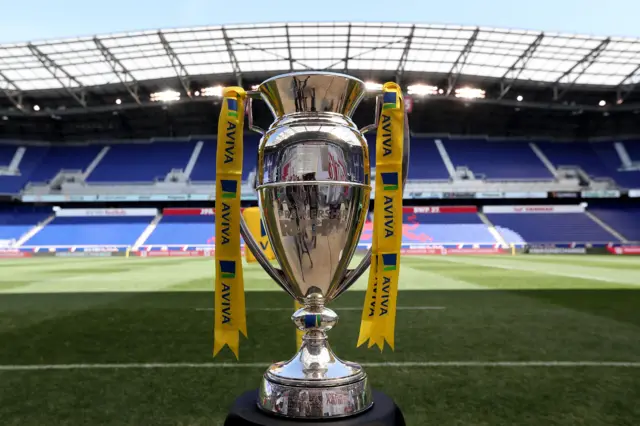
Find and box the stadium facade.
[0,22,639,257]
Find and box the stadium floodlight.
[517,95,523,102]
[33,105,40,111]
[115,99,122,105]
[150,90,181,103]
[194,90,200,97]
[407,84,438,96]
[201,86,224,97]
[365,82,383,91]
[455,87,486,100]
[599,100,606,107]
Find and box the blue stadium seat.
[444,139,552,179]
[145,215,214,245]
[366,135,450,180]
[0,146,49,194]
[0,210,50,240]
[360,212,496,244]
[488,213,618,244]
[28,145,102,183]
[589,207,640,242]
[190,135,260,182]
[87,141,196,182]
[591,142,640,188]
[27,217,151,246]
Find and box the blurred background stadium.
[1,21,640,425]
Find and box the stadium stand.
[589,207,640,241]
[26,216,152,246]
[488,213,618,244]
[87,141,196,182]
[28,145,102,183]
[190,136,260,182]
[360,211,497,244]
[443,139,553,180]
[0,146,49,194]
[0,209,51,241]
[144,215,214,246]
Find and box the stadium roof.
[1,22,640,115]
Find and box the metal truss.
[27,43,87,107]
[498,32,544,99]
[285,24,294,72]
[94,37,141,104]
[446,28,480,96]
[396,25,416,86]
[344,24,352,72]
[616,63,640,103]
[222,28,243,86]
[0,71,25,111]
[158,31,191,98]
[552,38,611,101]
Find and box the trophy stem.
[257,297,373,418]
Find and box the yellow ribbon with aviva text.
[357,82,404,351]
[213,87,247,359]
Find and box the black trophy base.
[224,389,405,426]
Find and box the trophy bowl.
[238,72,409,419]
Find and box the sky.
[0,0,639,43]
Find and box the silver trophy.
[240,72,409,419]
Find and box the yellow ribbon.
[357,82,404,351]
[213,87,247,359]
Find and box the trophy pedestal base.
[224,389,405,425]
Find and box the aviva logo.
[221,180,238,199]
[382,91,398,110]
[382,253,397,271]
[227,98,238,118]
[381,172,399,191]
[219,260,236,279]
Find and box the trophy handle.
[239,213,297,299]
[334,107,411,297]
[246,93,265,135]
[359,94,381,135]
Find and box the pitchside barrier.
[2,205,639,258]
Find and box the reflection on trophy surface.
[236,71,408,419]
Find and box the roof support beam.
[0,71,25,111]
[158,31,191,98]
[27,43,87,107]
[396,25,416,86]
[446,27,480,96]
[285,24,294,72]
[344,23,352,72]
[222,27,243,87]
[94,37,141,105]
[616,63,640,103]
[552,37,610,101]
[498,32,544,99]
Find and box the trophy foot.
[257,302,373,419]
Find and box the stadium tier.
[0,209,50,242]
[3,205,636,251]
[144,215,214,246]
[488,212,617,244]
[2,138,640,195]
[443,138,553,179]
[26,216,153,246]
[589,206,640,241]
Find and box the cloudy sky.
[0,0,637,43]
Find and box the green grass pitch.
[0,255,639,425]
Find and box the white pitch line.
[194,306,446,312]
[1,361,640,371]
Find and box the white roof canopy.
[1,22,639,93]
